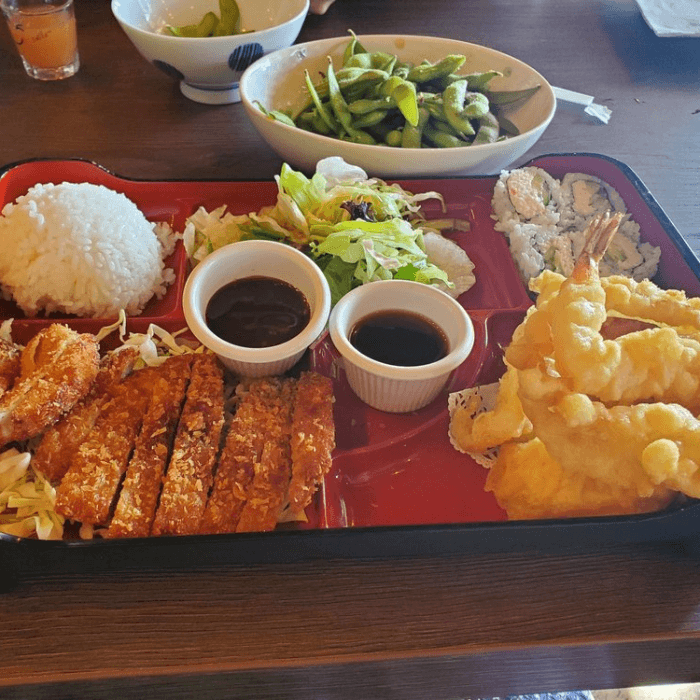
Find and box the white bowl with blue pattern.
[111,0,309,104]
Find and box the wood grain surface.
[1,0,700,698]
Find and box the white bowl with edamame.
[111,0,309,105]
[240,34,556,177]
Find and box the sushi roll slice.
[492,167,563,229]
[558,173,627,231]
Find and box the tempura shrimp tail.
[571,211,625,283]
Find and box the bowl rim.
[110,0,310,41]
[182,239,331,365]
[328,279,475,381]
[240,32,557,148]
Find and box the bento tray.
[2,153,700,576]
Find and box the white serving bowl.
[329,280,475,413]
[111,0,309,104]
[183,240,331,377]
[240,34,557,177]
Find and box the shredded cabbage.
[0,447,64,539]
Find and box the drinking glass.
[1,0,79,80]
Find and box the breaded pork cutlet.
[0,324,100,445]
[107,354,193,539]
[287,371,335,516]
[236,378,296,533]
[0,338,21,399]
[151,353,225,536]
[55,366,157,526]
[199,376,284,535]
[33,347,140,483]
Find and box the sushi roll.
[491,168,662,285]
[558,173,627,231]
[599,218,661,281]
[492,167,563,229]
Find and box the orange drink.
[1,0,79,80]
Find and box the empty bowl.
[183,240,331,377]
[329,280,475,413]
[111,0,309,104]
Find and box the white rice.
[0,182,176,318]
[492,167,661,283]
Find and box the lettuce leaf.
[183,157,455,302]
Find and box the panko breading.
[0,338,21,398]
[151,353,225,536]
[199,376,285,535]
[287,371,335,516]
[107,354,193,538]
[0,324,100,445]
[236,379,296,533]
[55,367,157,526]
[33,347,140,483]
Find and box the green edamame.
[166,0,245,37]
[443,80,476,136]
[401,107,429,148]
[259,30,542,149]
[304,70,340,133]
[473,112,500,144]
[213,0,240,36]
[166,11,218,37]
[423,125,467,148]
[406,55,466,83]
[461,91,490,118]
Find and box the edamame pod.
[485,85,542,105]
[407,55,466,84]
[461,91,490,118]
[442,80,476,136]
[327,58,376,143]
[352,109,391,128]
[496,114,520,136]
[348,97,394,114]
[167,11,218,37]
[213,0,240,36]
[385,129,403,147]
[304,70,340,133]
[472,111,500,144]
[343,30,366,64]
[423,125,467,148]
[435,70,503,91]
[345,51,396,73]
[255,101,296,127]
[309,68,389,103]
[380,76,419,127]
[401,107,429,148]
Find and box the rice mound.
[0,182,176,318]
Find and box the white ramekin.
[183,240,331,377]
[328,280,475,413]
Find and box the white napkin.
[553,87,613,125]
[634,0,700,36]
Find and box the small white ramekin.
[328,280,475,413]
[183,240,331,377]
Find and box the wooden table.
[2,1,700,698]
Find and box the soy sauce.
[206,276,310,348]
[350,310,448,366]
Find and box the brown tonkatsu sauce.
[206,276,310,348]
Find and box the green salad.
[183,157,474,305]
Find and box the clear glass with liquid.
[1,0,79,80]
